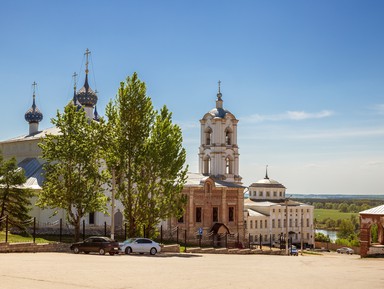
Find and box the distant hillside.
[291,194,384,200]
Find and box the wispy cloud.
[372,104,384,115]
[240,127,384,141]
[244,110,334,123]
[176,121,200,130]
[365,161,384,167]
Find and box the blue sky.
[1,1,383,195]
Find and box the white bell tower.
[198,81,242,184]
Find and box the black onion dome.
[93,106,100,122]
[75,74,98,107]
[25,98,43,123]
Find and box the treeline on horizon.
[293,197,383,212]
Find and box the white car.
[119,238,161,255]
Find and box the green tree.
[360,204,370,212]
[137,106,187,236]
[0,154,33,231]
[315,232,330,242]
[38,105,108,241]
[371,224,378,243]
[337,219,355,239]
[106,73,187,238]
[348,204,358,213]
[325,218,336,230]
[338,203,348,213]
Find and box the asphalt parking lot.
[0,252,383,289]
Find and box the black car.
[70,236,120,255]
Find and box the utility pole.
[110,168,116,240]
[285,198,289,255]
[301,212,304,255]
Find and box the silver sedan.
[336,247,354,254]
[119,238,161,255]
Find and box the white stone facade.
[245,175,315,247]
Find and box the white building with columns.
[245,169,315,248]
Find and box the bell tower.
[198,82,241,184]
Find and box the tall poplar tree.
[0,154,32,231]
[105,73,187,238]
[38,105,108,241]
[137,106,187,236]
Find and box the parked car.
[289,245,299,256]
[119,238,161,255]
[336,247,354,255]
[70,236,120,255]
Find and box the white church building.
[0,50,125,229]
[245,168,315,247]
[0,50,314,247]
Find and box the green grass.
[0,231,53,244]
[314,209,358,222]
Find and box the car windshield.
[124,238,136,243]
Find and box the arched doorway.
[114,210,123,229]
[210,223,230,248]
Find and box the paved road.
[0,252,383,289]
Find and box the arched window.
[225,127,232,145]
[205,127,212,145]
[225,156,232,174]
[204,156,211,175]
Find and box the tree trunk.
[74,219,81,242]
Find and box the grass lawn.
[0,231,53,244]
[314,209,358,222]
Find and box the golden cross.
[72,72,78,90]
[84,48,91,74]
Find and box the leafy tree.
[0,154,33,231]
[337,219,355,239]
[325,218,336,230]
[348,204,358,213]
[350,214,359,231]
[359,204,370,212]
[338,203,348,213]
[371,224,378,243]
[315,232,330,242]
[106,73,187,238]
[137,106,187,236]
[38,105,108,241]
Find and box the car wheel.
[150,247,157,255]
[125,247,132,255]
[99,248,106,255]
[73,247,80,254]
[109,252,115,256]
[84,251,89,254]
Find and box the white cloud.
[365,161,384,167]
[244,110,334,123]
[372,104,384,115]
[240,126,384,141]
[176,121,199,130]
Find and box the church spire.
[216,80,223,109]
[264,165,269,179]
[75,48,98,118]
[25,81,43,135]
[72,72,78,105]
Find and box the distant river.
[316,229,338,242]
